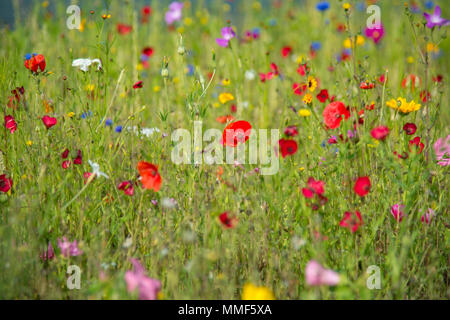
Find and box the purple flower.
[125,258,161,300]
[391,204,405,222]
[216,27,236,47]
[40,242,55,261]
[365,23,384,44]
[57,237,83,257]
[423,5,450,28]
[305,260,340,286]
[433,135,450,166]
[165,2,183,25]
[421,208,435,224]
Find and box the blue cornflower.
[115,125,123,133]
[316,1,330,12]
[311,41,322,51]
[25,53,32,60]
[186,64,194,76]
[425,1,434,9]
[105,119,113,126]
[81,111,93,119]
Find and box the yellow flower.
[426,42,439,53]
[386,97,421,113]
[344,36,364,48]
[242,283,275,300]
[296,54,306,64]
[367,139,380,148]
[78,19,86,32]
[42,1,49,8]
[303,93,313,104]
[177,26,185,34]
[219,92,235,104]
[173,77,180,84]
[356,35,365,46]
[213,102,220,108]
[153,85,161,93]
[26,140,33,146]
[299,167,305,171]
[222,78,231,86]
[200,16,208,25]
[184,17,193,26]
[252,1,262,11]
[406,56,414,64]
[85,84,95,92]
[67,112,75,118]
[343,3,351,10]
[223,3,231,12]
[307,76,317,92]
[298,108,311,116]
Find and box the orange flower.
[216,115,235,124]
[137,161,162,192]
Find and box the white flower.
[161,197,177,209]
[245,70,256,81]
[141,127,160,138]
[72,58,102,72]
[88,160,109,179]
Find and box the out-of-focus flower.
[305,260,340,286]
[371,126,389,141]
[403,123,417,135]
[24,53,46,73]
[339,211,363,233]
[88,160,109,179]
[316,1,330,12]
[72,58,102,72]
[165,2,184,25]
[423,5,449,28]
[219,212,238,228]
[42,115,57,129]
[409,136,425,154]
[316,89,329,103]
[4,115,17,134]
[354,176,371,197]
[386,97,421,113]
[0,174,13,193]
[118,181,134,196]
[365,24,384,44]
[245,70,256,80]
[219,92,234,104]
[117,23,133,35]
[284,125,298,137]
[133,81,144,89]
[242,283,275,300]
[421,208,435,224]
[40,242,55,261]
[391,204,405,222]
[216,26,236,47]
[138,161,162,192]
[433,135,450,166]
[57,237,82,257]
[323,101,350,129]
[125,258,161,300]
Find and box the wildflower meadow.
[0,0,449,301]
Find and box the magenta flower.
[40,242,55,261]
[423,5,449,28]
[305,260,340,286]
[57,237,83,257]
[118,181,134,196]
[216,27,236,47]
[391,204,405,222]
[365,24,384,44]
[421,208,435,225]
[433,135,450,166]
[165,2,183,25]
[125,258,161,300]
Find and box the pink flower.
[370,126,389,141]
[40,242,55,261]
[433,135,450,166]
[42,115,57,129]
[165,2,183,25]
[62,160,71,169]
[354,176,371,197]
[305,260,340,286]
[118,181,134,196]
[421,208,434,224]
[5,115,17,134]
[391,204,405,222]
[57,237,82,257]
[125,258,161,300]
[339,211,363,233]
[365,24,384,44]
[216,26,236,47]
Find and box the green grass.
[0,0,448,299]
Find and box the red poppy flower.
[141,5,152,23]
[138,161,162,192]
[222,120,252,147]
[284,125,298,137]
[278,139,298,158]
[354,176,371,197]
[133,81,143,89]
[142,47,154,57]
[370,126,389,140]
[118,181,134,196]
[323,101,350,129]
[339,211,363,233]
[302,177,325,198]
[378,74,387,84]
[365,102,375,111]
[297,64,308,76]
[409,136,425,154]
[74,150,82,165]
[42,115,57,129]
[117,23,133,35]
[25,54,46,73]
[316,89,329,103]
[293,83,307,95]
[61,148,69,159]
[4,115,17,134]
[215,115,235,124]
[83,172,93,184]
[432,74,443,83]
[403,123,416,135]
[401,74,421,91]
[393,151,409,160]
[230,104,237,113]
[360,81,375,89]
[420,90,431,103]
[219,212,237,228]
[0,174,13,193]
[62,160,71,169]
[281,46,292,57]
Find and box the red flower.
[432,74,443,83]
[83,172,93,184]
[370,126,389,140]
[142,47,154,57]
[42,115,57,129]
[284,125,298,137]
[62,148,69,159]
[137,161,162,192]
[215,115,235,124]
[25,54,46,73]
[293,83,307,95]
[302,177,325,198]
[323,101,350,129]
[354,176,371,197]
[4,115,17,134]
[297,64,308,76]
[0,174,13,193]
[219,212,237,228]
[409,136,425,154]
[141,5,152,23]
[316,89,329,103]
[62,160,71,169]
[117,23,133,35]
[420,90,431,103]
[403,123,416,135]
[230,104,237,113]
[339,211,363,233]
[260,63,279,82]
[360,81,375,89]
[278,139,298,158]
[74,150,82,165]
[133,81,143,89]
[118,181,134,196]
[222,120,252,147]
[401,74,421,91]
[281,46,292,57]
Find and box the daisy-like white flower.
[72,58,102,72]
[88,160,109,179]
